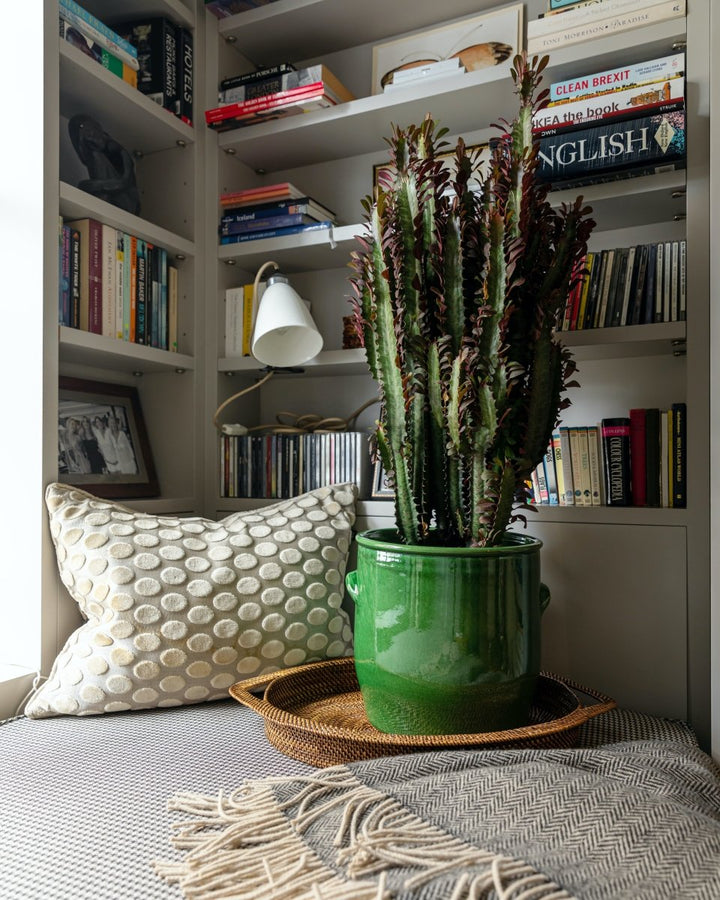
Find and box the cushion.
[26,482,357,718]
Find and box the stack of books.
[530,405,686,509]
[59,0,139,88]
[59,217,178,352]
[527,0,686,55]
[219,431,373,499]
[114,17,194,125]
[219,182,336,245]
[559,238,686,331]
[206,64,354,131]
[532,52,686,189]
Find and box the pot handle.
[540,582,551,614]
[345,569,359,604]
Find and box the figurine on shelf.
[68,114,140,215]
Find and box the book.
[628,244,649,325]
[168,264,178,352]
[536,108,687,187]
[129,235,138,342]
[115,18,179,115]
[219,64,354,105]
[596,248,615,328]
[533,75,684,132]
[670,239,680,321]
[616,245,637,327]
[69,227,81,328]
[587,425,602,505]
[678,239,687,321]
[220,196,336,223]
[671,402,686,508]
[644,407,661,506]
[527,0,686,54]
[601,417,631,506]
[654,240,664,322]
[548,51,685,104]
[220,63,296,92]
[59,17,138,88]
[629,408,647,506]
[177,27,194,126]
[568,426,591,506]
[530,0,685,37]
[58,221,70,327]
[59,0,139,68]
[219,220,333,244]
[220,182,306,207]
[66,219,102,334]
[557,427,575,504]
[221,212,325,236]
[224,286,244,357]
[136,239,148,344]
[542,444,559,505]
[643,243,657,324]
[101,223,116,338]
[660,409,670,506]
[115,230,125,340]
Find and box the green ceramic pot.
[346,529,550,736]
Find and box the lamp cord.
[213,371,378,435]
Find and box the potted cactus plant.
[345,53,596,736]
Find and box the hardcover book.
[629,408,648,506]
[115,18,179,114]
[671,402,687,508]
[601,417,632,506]
[535,108,686,187]
[548,53,684,103]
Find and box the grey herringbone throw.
[157,739,720,900]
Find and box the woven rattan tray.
[229,658,616,767]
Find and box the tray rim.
[229,657,616,748]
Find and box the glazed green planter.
[346,529,550,736]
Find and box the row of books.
[219,182,336,246]
[532,50,686,189]
[531,405,686,509]
[60,1,193,125]
[528,0,686,55]
[205,64,353,131]
[219,432,372,499]
[224,282,264,358]
[560,239,686,331]
[58,217,179,352]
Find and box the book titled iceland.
[536,108,686,187]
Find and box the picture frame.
[57,376,159,499]
[372,142,492,194]
[371,5,524,95]
[371,460,394,498]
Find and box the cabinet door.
[528,522,687,719]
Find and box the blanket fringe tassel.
[154,769,575,900]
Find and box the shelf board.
[560,321,686,360]
[60,42,194,156]
[219,224,360,273]
[217,0,512,65]
[528,505,689,527]
[219,348,369,377]
[60,183,195,259]
[59,326,195,374]
[218,66,516,170]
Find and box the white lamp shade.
[251,274,323,367]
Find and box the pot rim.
[354,529,543,557]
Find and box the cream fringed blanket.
[155,742,720,900]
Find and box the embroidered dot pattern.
[27,483,357,718]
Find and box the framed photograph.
[57,377,159,499]
[371,5,524,94]
[372,142,492,194]
[371,460,394,498]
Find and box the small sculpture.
[69,114,140,215]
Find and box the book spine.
[118,19,178,113]
[242,283,254,357]
[206,84,328,122]
[87,218,103,333]
[527,1,686,54]
[101,224,116,338]
[671,402,686,508]
[569,427,589,505]
[59,222,71,326]
[168,264,178,352]
[549,52,684,103]
[69,227,81,328]
[219,65,353,105]
[178,27,193,126]
[129,235,137,342]
[551,431,566,504]
[557,427,575,504]
[534,76,684,131]
[530,0,685,37]
[59,17,138,86]
[219,221,333,244]
[660,409,670,507]
[58,0,139,66]
[159,247,168,350]
[536,109,686,185]
[587,425,602,505]
[220,199,334,223]
[655,240,664,323]
[645,408,661,506]
[542,444,559,505]
[601,418,632,505]
[224,286,243,357]
[670,240,680,321]
[221,213,320,236]
[115,230,125,340]
[679,239,687,321]
[136,239,147,344]
[629,408,648,506]
[220,63,296,91]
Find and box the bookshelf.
[206,0,711,750]
[3,0,716,757]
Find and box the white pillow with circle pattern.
[26,482,357,718]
